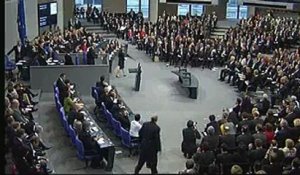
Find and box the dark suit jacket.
[193,151,215,172]
[56,78,67,103]
[248,148,267,164]
[216,152,236,175]
[87,47,97,65]
[75,21,82,29]
[202,135,219,151]
[219,134,236,149]
[6,126,16,146]
[12,137,33,174]
[236,133,253,146]
[205,121,220,135]
[12,109,27,123]
[181,127,201,154]
[116,114,130,131]
[56,77,66,94]
[275,128,293,148]
[139,121,161,157]
[7,45,24,62]
[78,130,99,155]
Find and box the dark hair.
[76,112,84,121]
[241,125,249,133]
[185,159,194,169]
[134,114,141,121]
[16,128,25,138]
[64,79,71,84]
[265,123,273,132]
[100,76,105,82]
[209,115,216,121]
[151,116,158,123]
[256,124,263,132]
[6,116,14,124]
[237,98,241,104]
[292,157,300,169]
[201,141,209,151]
[221,143,229,151]
[187,120,194,128]
[255,139,263,148]
[59,73,65,77]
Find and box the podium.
[128,63,142,91]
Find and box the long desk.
[82,107,115,171]
[171,68,199,99]
[59,86,115,171]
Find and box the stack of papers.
[91,127,99,132]
[97,138,105,144]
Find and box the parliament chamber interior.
[4,0,300,174]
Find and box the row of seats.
[53,84,102,168]
[91,86,139,156]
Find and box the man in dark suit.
[12,128,33,175]
[192,141,215,174]
[201,126,219,152]
[204,115,220,135]
[181,120,201,158]
[236,126,253,147]
[134,116,161,174]
[74,18,82,29]
[248,139,267,169]
[87,44,97,65]
[7,40,24,62]
[56,73,68,104]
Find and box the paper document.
[92,127,99,132]
[97,138,105,144]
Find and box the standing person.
[134,116,161,174]
[181,120,201,159]
[87,44,97,65]
[116,49,126,78]
[7,40,24,63]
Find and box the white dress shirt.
[129,120,142,137]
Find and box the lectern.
[128,63,142,91]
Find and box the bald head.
[11,99,20,109]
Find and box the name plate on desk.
[128,68,138,73]
[182,77,191,85]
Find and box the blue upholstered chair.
[106,110,114,128]
[120,127,139,156]
[68,125,77,146]
[74,136,101,168]
[5,55,16,79]
[112,117,122,137]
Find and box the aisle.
[108,42,239,173]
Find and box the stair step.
[210,35,223,39]
[85,26,104,30]
[211,32,225,36]
[214,28,228,32]
[215,26,231,30]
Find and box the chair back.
[101,102,108,115]
[69,125,76,145]
[112,118,122,137]
[91,87,99,103]
[106,110,113,127]
[62,114,69,134]
[75,136,85,160]
[59,107,66,119]
[5,55,16,70]
[120,127,131,148]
